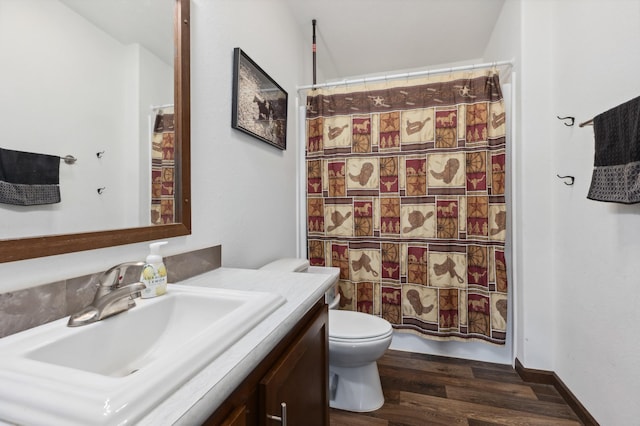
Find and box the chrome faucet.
[67,262,146,327]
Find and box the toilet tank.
[260,258,340,309]
[259,258,311,273]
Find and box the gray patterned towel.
[0,148,60,205]
[587,96,640,203]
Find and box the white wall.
[485,0,640,424]
[517,0,559,372]
[549,1,640,424]
[0,0,309,293]
[188,0,307,268]
[484,0,559,370]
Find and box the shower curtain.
[151,107,175,225]
[305,70,508,344]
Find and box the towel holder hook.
[557,116,575,127]
[557,174,575,185]
[62,155,76,165]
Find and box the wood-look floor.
[330,350,583,426]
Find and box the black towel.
[587,96,640,203]
[0,148,61,205]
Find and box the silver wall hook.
[97,187,106,194]
[62,155,77,165]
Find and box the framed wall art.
[231,48,288,150]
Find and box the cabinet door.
[219,404,246,426]
[260,305,328,426]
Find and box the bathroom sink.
[0,284,285,425]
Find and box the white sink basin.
[0,284,285,425]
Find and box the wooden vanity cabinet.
[205,299,329,426]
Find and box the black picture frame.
[231,48,288,150]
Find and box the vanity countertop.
[138,266,338,425]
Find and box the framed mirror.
[0,0,191,263]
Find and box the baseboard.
[514,358,599,426]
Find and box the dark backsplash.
[0,245,221,338]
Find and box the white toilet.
[260,258,393,412]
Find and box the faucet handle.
[99,261,145,288]
[69,282,147,327]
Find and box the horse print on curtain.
[151,107,175,225]
[305,71,508,344]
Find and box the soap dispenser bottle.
[140,241,168,299]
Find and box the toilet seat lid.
[329,310,392,340]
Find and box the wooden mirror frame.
[0,0,191,263]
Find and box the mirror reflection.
[0,0,176,239]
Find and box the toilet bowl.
[328,309,392,412]
[259,258,393,412]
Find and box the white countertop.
[138,267,338,425]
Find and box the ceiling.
[58,0,174,65]
[57,0,505,83]
[284,0,506,83]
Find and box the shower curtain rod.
[150,103,174,110]
[297,59,514,91]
